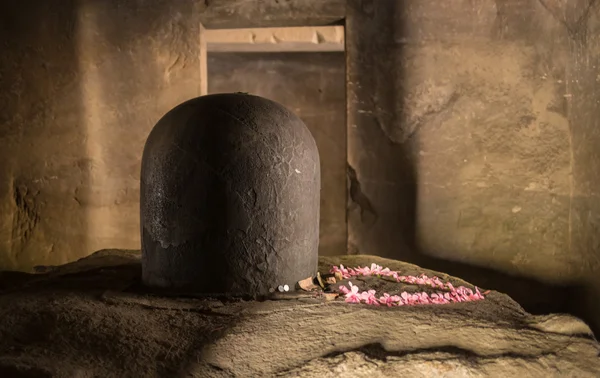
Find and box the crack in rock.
[347,164,377,226]
[11,183,40,256]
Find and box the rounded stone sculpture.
[140,93,321,296]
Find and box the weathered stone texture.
[1,251,599,377]
[0,0,201,271]
[565,0,600,340]
[140,94,320,295]
[345,0,598,327]
[198,0,346,29]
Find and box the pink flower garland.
[331,263,488,307]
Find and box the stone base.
[0,250,598,377]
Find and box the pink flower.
[338,284,350,294]
[430,293,450,304]
[343,282,362,303]
[361,289,380,305]
[378,293,393,306]
[332,264,352,279]
[355,263,382,276]
[400,291,415,305]
[417,292,431,304]
[331,263,488,307]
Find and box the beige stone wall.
[346,0,600,333]
[0,0,201,270]
[413,40,572,282]
[345,0,593,316]
[567,0,600,338]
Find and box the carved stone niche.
[140,93,321,296]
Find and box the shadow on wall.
[566,0,600,339]
[73,0,201,256]
[0,0,201,272]
[347,0,587,321]
[0,0,88,271]
[72,0,202,262]
[400,0,583,316]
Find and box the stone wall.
[0,0,201,270]
[565,0,600,338]
[346,0,592,316]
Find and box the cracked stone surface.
[1,250,598,377]
[140,93,320,296]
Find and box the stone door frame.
[199,25,345,95]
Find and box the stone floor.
[0,250,598,377]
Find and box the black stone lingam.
[140,93,320,296]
